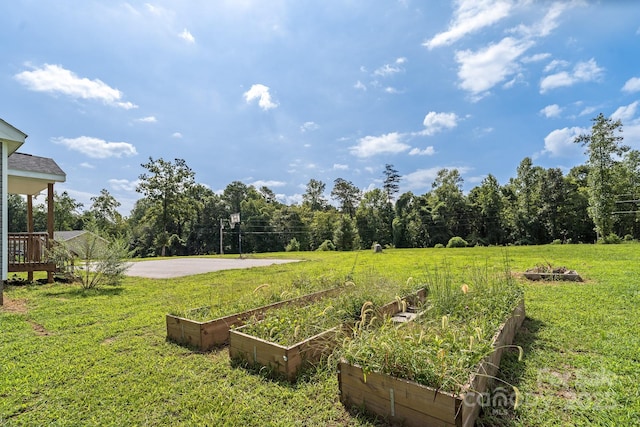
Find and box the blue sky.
[2,1,640,215]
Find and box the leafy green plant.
[285,238,301,252]
[49,235,131,289]
[339,262,523,394]
[239,277,419,346]
[316,239,336,251]
[447,236,468,248]
[603,233,622,244]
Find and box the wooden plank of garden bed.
[338,362,460,427]
[229,288,428,381]
[339,298,526,427]
[166,286,343,350]
[230,324,341,380]
[462,299,525,426]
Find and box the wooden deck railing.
[8,232,56,273]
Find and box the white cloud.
[540,104,562,118]
[251,180,286,188]
[15,64,137,109]
[374,62,404,77]
[420,111,459,135]
[80,162,95,169]
[611,101,638,123]
[109,178,140,192]
[396,57,407,64]
[514,1,571,38]
[542,127,585,157]
[543,59,570,73]
[333,163,349,170]
[172,132,183,138]
[540,58,604,93]
[456,37,533,97]
[384,87,400,94]
[424,0,513,49]
[349,132,410,158]
[179,28,195,43]
[145,3,163,16]
[53,136,138,159]
[409,146,436,156]
[300,121,319,132]
[244,84,278,110]
[136,116,157,123]
[521,53,551,63]
[622,77,640,93]
[354,80,367,91]
[578,106,597,117]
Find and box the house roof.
[0,118,27,155]
[54,230,88,242]
[8,152,66,195]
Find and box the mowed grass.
[1,246,639,426]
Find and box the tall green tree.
[467,174,504,245]
[136,157,196,256]
[54,191,84,231]
[7,194,27,232]
[302,179,327,211]
[331,178,361,218]
[90,189,125,238]
[427,169,469,244]
[382,164,401,203]
[562,166,595,243]
[575,113,628,240]
[506,158,544,244]
[356,188,393,248]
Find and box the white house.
[1,118,66,288]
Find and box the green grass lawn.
[1,246,639,426]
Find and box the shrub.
[551,239,562,245]
[624,234,634,242]
[602,233,622,244]
[285,238,301,252]
[316,240,336,251]
[446,236,468,248]
[434,243,445,249]
[50,235,132,289]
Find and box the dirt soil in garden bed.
[523,265,583,281]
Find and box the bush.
[50,234,132,289]
[446,236,468,248]
[434,243,445,249]
[316,240,336,251]
[624,234,634,242]
[551,239,562,245]
[602,233,622,244]
[285,238,301,252]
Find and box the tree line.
[8,114,640,256]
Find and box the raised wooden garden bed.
[338,299,525,427]
[229,288,427,381]
[523,266,582,281]
[166,286,342,351]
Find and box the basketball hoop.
[230,213,240,228]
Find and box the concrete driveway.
[124,257,301,279]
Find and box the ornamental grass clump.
[339,262,523,394]
[171,273,344,321]
[239,277,420,347]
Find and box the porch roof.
[0,118,27,155]
[8,152,66,196]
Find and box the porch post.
[47,183,54,283]
[27,195,33,281]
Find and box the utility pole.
[219,218,224,255]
